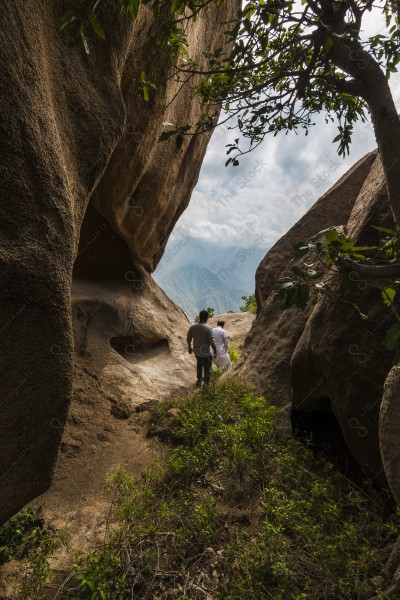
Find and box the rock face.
[235,151,377,410]
[208,312,255,349]
[255,151,378,307]
[0,0,240,524]
[380,365,400,505]
[236,151,400,486]
[290,156,395,482]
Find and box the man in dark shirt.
[187,310,217,386]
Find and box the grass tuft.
[0,508,68,599]
[66,379,399,599]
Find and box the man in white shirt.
[212,321,232,370]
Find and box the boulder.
[255,151,377,308]
[380,365,400,505]
[235,152,378,428]
[0,0,240,524]
[290,155,395,482]
[238,149,400,485]
[208,312,255,349]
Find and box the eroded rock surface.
[235,152,377,418]
[290,156,395,482]
[381,365,400,505]
[208,312,255,348]
[0,0,240,523]
[255,152,377,307]
[236,151,400,486]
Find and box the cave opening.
[110,336,169,364]
[73,202,141,283]
[291,399,365,485]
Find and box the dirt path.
[0,312,254,598]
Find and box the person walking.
[187,310,217,386]
[212,320,232,371]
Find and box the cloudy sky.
[159,8,400,261]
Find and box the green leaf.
[88,10,106,40]
[158,130,176,142]
[384,322,400,350]
[325,229,339,243]
[142,85,150,102]
[316,282,334,299]
[293,242,310,259]
[307,269,323,279]
[349,253,366,260]
[298,284,310,309]
[80,29,90,54]
[382,287,396,307]
[58,10,76,29]
[276,278,295,290]
[129,0,139,19]
[372,225,397,235]
[292,266,308,281]
[350,245,377,251]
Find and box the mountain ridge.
[155,238,268,318]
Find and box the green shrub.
[240,294,257,313]
[0,508,36,563]
[0,508,68,599]
[228,343,240,365]
[69,380,399,599]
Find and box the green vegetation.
[228,343,240,365]
[0,508,68,599]
[64,380,398,599]
[240,294,257,314]
[275,226,400,363]
[194,306,215,322]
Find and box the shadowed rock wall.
[0,0,240,524]
[236,150,400,494]
[234,152,377,410]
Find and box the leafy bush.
[67,380,399,599]
[228,343,240,365]
[194,307,215,323]
[0,508,68,599]
[275,226,400,363]
[240,294,257,314]
[0,508,37,563]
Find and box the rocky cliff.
[235,149,400,502]
[0,0,240,524]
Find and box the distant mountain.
[154,238,268,318]
[157,263,244,318]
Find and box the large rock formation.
[0,0,240,524]
[235,150,400,487]
[255,151,378,307]
[290,156,395,482]
[234,151,377,411]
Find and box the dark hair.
[199,310,209,322]
[217,321,225,327]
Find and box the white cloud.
[159,8,400,259]
[170,113,378,252]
